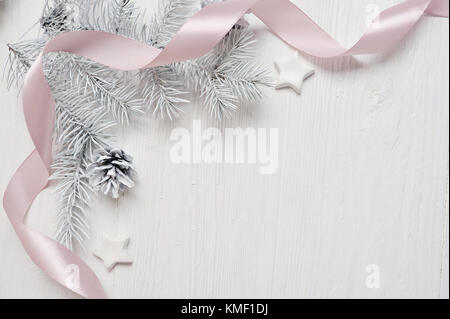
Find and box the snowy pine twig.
[4,0,272,249]
[49,87,115,249]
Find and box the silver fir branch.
[59,52,145,124]
[41,0,146,248]
[176,27,273,119]
[5,39,47,89]
[137,0,196,120]
[5,0,273,249]
[49,87,116,249]
[76,0,139,37]
[40,0,78,36]
[141,65,188,120]
[5,0,77,88]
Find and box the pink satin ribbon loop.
[3,0,448,299]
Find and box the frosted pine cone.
[88,148,136,199]
[40,2,75,36]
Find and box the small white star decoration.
[93,233,133,271]
[274,51,315,95]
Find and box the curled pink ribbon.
[3,0,448,299]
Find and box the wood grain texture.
[0,0,448,299]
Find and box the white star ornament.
[93,233,133,271]
[274,52,315,95]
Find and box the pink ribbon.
[3,0,448,299]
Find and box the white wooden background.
[0,0,448,299]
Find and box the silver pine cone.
[88,148,136,199]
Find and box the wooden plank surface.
[0,0,448,299]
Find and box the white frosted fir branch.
[5,0,273,248]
